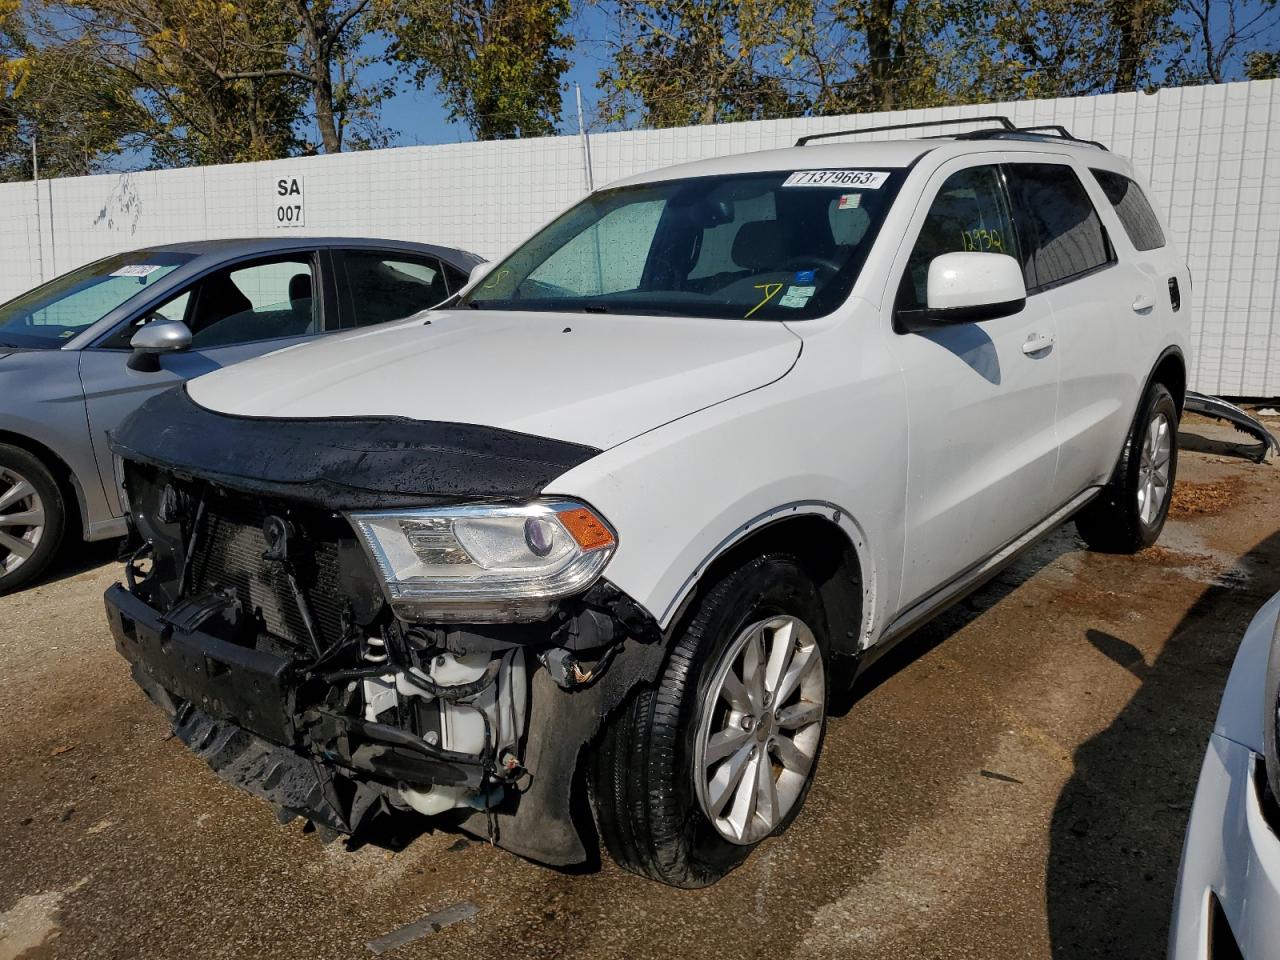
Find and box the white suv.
[106,119,1190,887]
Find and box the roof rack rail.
[950,124,1108,150]
[794,116,1014,146]
[794,116,1108,151]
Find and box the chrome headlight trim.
[348,499,617,623]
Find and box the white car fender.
[545,300,909,647]
[1215,590,1280,752]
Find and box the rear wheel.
[0,445,66,594]
[590,554,829,887]
[1075,382,1179,554]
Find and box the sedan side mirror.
[466,261,495,290]
[128,318,192,372]
[925,251,1026,323]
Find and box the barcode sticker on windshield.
[783,170,889,189]
[110,264,163,278]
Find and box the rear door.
[79,250,332,516]
[885,158,1061,609]
[1003,159,1137,506]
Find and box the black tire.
[1075,382,1179,554]
[0,444,66,595]
[590,554,830,887]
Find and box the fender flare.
[656,499,879,652]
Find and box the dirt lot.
[1,414,1278,960]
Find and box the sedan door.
[79,250,334,517]
[885,159,1061,611]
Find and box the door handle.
[1022,333,1055,355]
[1131,293,1155,313]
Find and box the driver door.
[79,250,331,517]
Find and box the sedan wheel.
[0,466,45,576]
[694,615,825,845]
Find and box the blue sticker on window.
[794,269,816,283]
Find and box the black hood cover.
[111,386,601,510]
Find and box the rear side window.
[342,251,449,327]
[1006,164,1113,291]
[1091,169,1166,251]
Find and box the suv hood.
[186,310,802,450]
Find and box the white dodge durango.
[106,118,1190,887]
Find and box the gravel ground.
[1,413,1278,960]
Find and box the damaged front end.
[105,388,664,866]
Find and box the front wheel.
[1075,382,1179,553]
[590,554,829,887]
[0,444,66,594]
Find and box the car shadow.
[20,538,121,591]
[1044,530,1280,959]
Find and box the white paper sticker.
[837,193,862,209]
[110,264,163,278]
[779,285,816,308]
[783,170,889,189]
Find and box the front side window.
[343,252,449,327]
[899,164,1018,312]
[186,255,318,348]
[1091,169,1166,251]
[1006,164,1113,290]
[460,168,907,321]
[0,252,190,349]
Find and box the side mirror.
[127,319,192,372]
[924,251,1026,323]
[466,261,495,290]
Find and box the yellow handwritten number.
[746,282,784,318]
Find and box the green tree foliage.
[594,0,1280,127]
[390,0,574,139]
[2,0,143,179]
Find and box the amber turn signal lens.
[557,507,615,552]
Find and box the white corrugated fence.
[1,79,1277,395]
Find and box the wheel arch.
[0,429,87,539]
[660,502,873,659]
[1150,345,1187,414]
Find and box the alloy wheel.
[0,467,45,576]
[1137,411,1172,526]
[694,615,825,845]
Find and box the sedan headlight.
[350,500,616,623]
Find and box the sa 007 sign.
[273,176,305,227]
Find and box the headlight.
[350,500,616,623]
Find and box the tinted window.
[461,169,906,321]
[1091,169,1166,251]
[188,255,318,348]
[442,261,470,292]
[343,252,449,327]
[1007,164,1112,290]
[900,165,1018,311]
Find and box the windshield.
[461,168,907,321]
[0,251,191,348]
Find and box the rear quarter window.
[1091,169,1166,251]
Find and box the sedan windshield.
[0,251,191,348]
[461,168,907,321]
